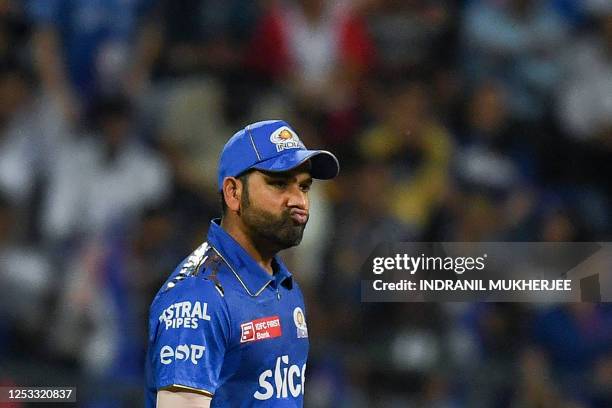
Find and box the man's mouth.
[289,210,308,225]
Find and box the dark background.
[0,0,611,406]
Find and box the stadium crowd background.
[0,0,611,406]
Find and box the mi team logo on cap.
[270,127,305,152]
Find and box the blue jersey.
[145,219,309,407]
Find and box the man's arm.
[28,0,80,123]
[148,275,230,407]
[124,4,163,97]
[31,26,79,123]
[157,387,212,408]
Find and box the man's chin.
[291,220,308,230]
[279,227,305,249]
[243,209,306,250]
[270,222,304,248]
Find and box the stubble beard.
[241,196,307,252]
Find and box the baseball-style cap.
[218,120,339,190]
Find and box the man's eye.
[300,184,311,192]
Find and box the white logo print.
[253,355,306,400]
[159,344,206,365]
[293,307,308,339]
[158,301,211,330]
[269,127,305,152]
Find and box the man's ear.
[222,177,242,212]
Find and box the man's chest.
[218,288,310,400]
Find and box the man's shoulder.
[151,242,239,309]
[148,247,236,340]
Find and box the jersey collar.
[207,219,293,296]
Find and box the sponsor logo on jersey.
[269,127,304,152]
[159,344,206,365]
[254,355,306,400]
[159,301,211,330]
[240,316,282,343]
[293,307,308,338]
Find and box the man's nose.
[286,185,308,209]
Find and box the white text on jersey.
[159,301,211,330]
[160,344,206,365]
[254,355,306,400]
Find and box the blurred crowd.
[0,0,611,406]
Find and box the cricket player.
[145,120,339,407]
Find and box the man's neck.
[220,218,276,275]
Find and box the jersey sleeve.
[148,276,231,395]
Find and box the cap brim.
[251,149,339,180]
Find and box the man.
[145,120,339,407]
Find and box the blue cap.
[218,120,339,190]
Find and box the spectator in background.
[142,0,261,216]
[41,93,170,244]
[248,0,374,101]
[558,11,612,144]
[0,61,77,245]
[152,0,257,80]
[247,0,375,148]
[358,80,453,236]
[452,81,535,240]
[48,205,182,387]
[322,162,410,322]
[0,63,38,208]
[148,0,259,123]
[152,78,230,217]
[461,0,569,121]
[0,61,70,197]
[0,193,52,361]
[553,9,612,221]
[534,304,612,404]
[27,0,161,123]
[464,304,533,408]
[454,81,529,196]
[366,0,453,76]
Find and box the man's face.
[239,164,312,251]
